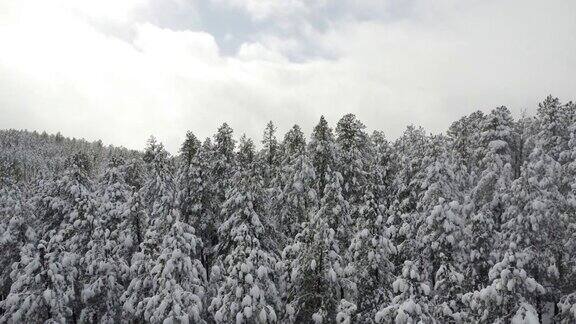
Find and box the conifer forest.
[3,95,576,324]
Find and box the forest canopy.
[1,95,576,323]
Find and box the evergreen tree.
[386,126,431,268]
[141,137,175,221]
[178,138,218,272]
[5,152,97,322]
[447,111,485,174]
[143,209,207,323]
[415,149,468,321]
[308,116,337,197]
[123,139,183,322]
[0,178,33,301]
[181,131,201,167]
[375,259,433,324]
[485,144,564,320]
[346,178,395,323]
[80,157,132,323]
[283,172,351,323]
[209,138,280,323]
[212,123,236,206]
[261,121,280,185]
[275,125,317,242]
[0,241,73,323]
[335,114,371,207]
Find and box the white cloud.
[210,0,315,21]
[0,0,574,153]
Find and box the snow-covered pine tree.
[370,131,396,210]
[466,106,515,288]
[283,125,306,159]
[260,121,280,187]
[462,246,545,323]
[143,208,207,323]
[80,216,125,323]
[557,115,576,323]
[275,125,317,243]
[346,177,395,323]
[140,136,176,221]
[123,204,207,323]
[447,110,485,176]
[178,137,219,272]
[467,143,562,321]
[177,131,202,225]
[282,170,351,323]
[335,114,373,255]
[212,123,236,217]
[4,152,97,322]
[415,147,469,321]
[181,131,201,168]
[308,116,338,198]
[0,240,72,323]
[374,259,433,324]
[308,117,351,250]
[123,138,174,321]
[536,96,575,164]
[386,126,431,268]
[209,135,280,324]
[0,175,33,302]
[80,156,132,323]
[335,114,371,207]
[116,187,148,276]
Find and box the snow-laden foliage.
[282,174,351,323]
[1,95,576,323]
[208,142,280,324]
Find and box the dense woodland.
[1,95,576,323]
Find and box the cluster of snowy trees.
[1,95,576,323]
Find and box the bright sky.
[0,0,575,152]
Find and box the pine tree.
[557,117,576,323]
[536,95,574,163]
[466,106,515,289]
[386,126,431,268]
[447,110,485,175]
[0,241,73,323]
[209,138,280,323]
[283,173,351,323]
[178,138,218,272]
[123,138,183,322]
[375,259,433,323]
[414,149,468,321]
[0,177,33,301]
[5,152,97,322]
[261,121,280,186]
[80,216,125,323]
[181,131,201,167]
[112,157,147,281]
[116,189,148,276]
[212,123,236,207]
[308,116,337,197]
[80,157,132,323]
[141,137,176,221]
[346,178,395,323]
[335,114,371,207]
[143,209,207,323]
[370,131,395,210]
[462,246,545,323]
[275,125,317,242]
[475,144,562,321]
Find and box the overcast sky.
[0,0,575,152]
